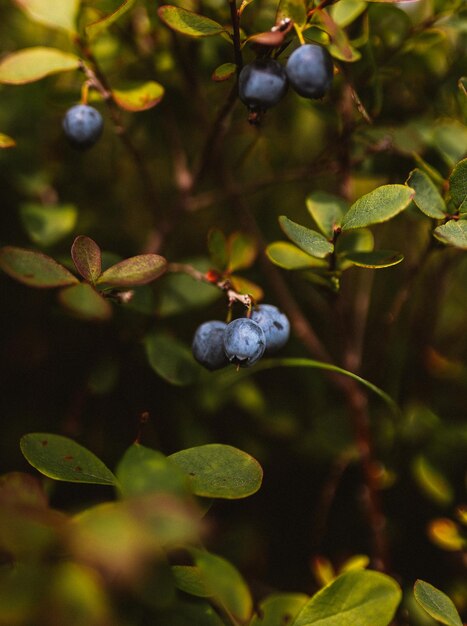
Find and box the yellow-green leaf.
[227,232,258,272]
[306,191,347,237]
[212,63,236,82]
[433,220,467,250]
[20,203,77,247]
[414,580,463,626]
[0,246,78,288]
[341,185,415,230]
[406,169,446,219]
[276,0,307,27]
[158,5,226,38]
[266,241,327,270]
[14,0,79,33]
[279,216,334,258]
[58,283,112,322]
[0,47,80,85]
[85,0,136,39]
[449,158,467,209]
[113,81,165,112]
[98,254,167,287]
[251,593,309,626]
[342,250,404,269]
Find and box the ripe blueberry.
[192,320,229,371]
[285,44,333,99]
[63,104,104,150]
[223,318,266,368]
[238,59,288,111]
[251,304,290,353]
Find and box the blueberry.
[238,59,288,111]
[63,104,104,150]
[251,304,290,353]
[192,320,229,371]
[285,44,333,99]
[223,318,266,368]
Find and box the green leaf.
[406,169,446,218]
[276,0,307,27]
[229,275,264,301]
[266,241,327,270]
[449,158,467,209]
[433,220,467,250]
[250,593,309,626]
[192,550,253,622]
[116,444,189,498]
[291,570,402,626]
[330,0,367,28]
[172,565,211,597]
[20,433,117,486]
[168,444,263,499]
[414,580,463,626]
[208,228,228,270]
[341,185,415,230]
[145,332,202,386]
[158,6,226,38]
[212,63,236,82]
[97,254,167,287]
[14,0,79,33]
[227,232,258,272]
[20,203,77,247]
[412,456,454,506]
[58,283,112,321]
[113,81,165,112]
[71,236,102,283]
[0,133,16,148]
[163,598,225,625]
[306,191,347,237]
[0,47,80,85]
[85,0,136,38]
[0,246,78,288]
[342,250,404,269]
[279,216,334,258]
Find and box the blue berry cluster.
[192,304,290,370]
[238,44,333,114]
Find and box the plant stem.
[229,0,243,72]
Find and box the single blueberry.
[63,104,104,150]
[251,304,290,353]
[223,318,266,368]
[192,320,229,371]
[238,58,288,111]
[285,44,333,99]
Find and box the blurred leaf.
[428,518,466,551]
[227,232,258,272]
[341,250,404,268]
[98,254,167,286]
[229,275,264,301]
[0,48,80,84]
[317,11,354,61]
[158,6,226,37]
[306,191,347,237]
[433,220,467,250]
[145,332,202,386]
[0,563,45,626]
[20,203,77,247]
[14,0,79,33]
[276,0,307,27]
[312,556,335,587]
[116,444,189,498]
[433,124,467,167]
[330,0,367,27]
[406,169,446,219]
[0,472,48,510]
[208,228,228,270]
[414,580,463,626]
[163,597,225,625]
[58,283,112,321]
[212,63,236,82]
[20,433,117,486]
[266,241,327,269]
[341,185,415,230]
[340,554,370,572]
[0,133,16,148]
[71,236,102,283]
[279,216,334,258]
[449,158,467,209]
[291,570,402,626]
[86,0,136,38]
[0,246,78,288]
[113,81,165,111]
[172,565,211,597]
[336,228,374,258]
[412,456,453,506]
[250,593,309,626]
[169,444,263,499]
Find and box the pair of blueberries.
[239,43,334,112]
[192,304,290,370]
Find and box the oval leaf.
[172,565,211,597]
[449,158,467,209]
[145,332,202,386]
[14,0,79,33]
[276,0,307,27]
[212,63,236,82]
[291,569,402,626]
[98,254,167,287]
[433,220,467,249]
[306,191,347,237]
[341,185,415,230]
[169,444,263,499]
[414,580,463,626]
[20,203,77,247]
[85,0,136,39]
[20,433,117,485]
[251,593,309,626]
[406,169,446,218]
[0,246,78,288]
[71,236,102,283]
[227,232,258,272]
[412,455,454,506]
[0,133,16,148]
[0,47,80,85]
[279,216,334,258]
[58,283,112,321]
[342,250,404,269]
[266,241,327,270]
[158,5,226,38]
[113,81,165,112]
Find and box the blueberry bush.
[0,0,466,624]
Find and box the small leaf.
[266,241,327,270]
[208,229,228,271]
[14,0,79,33]
[212,63,236,82]
[98,254,167,287]
[145,332,202,386]
[0,246,78,288]
[276,0,307,27]
[0,133,16,148]
[71,236,102,283]
[169,444,263,499]
[406,169,446,218]
[227,232,258,272]
[433,220,467,250]
[85,0,136,38]
[427,518,466,551]
[306,191,347,237]
[291,569,402,626]
[229,275,264,302]
[449,158,467,209]
[414,580,463,626]
[330,0,367,28]
[317,10,354,62]
[279,216,334,258]
[251,594,309,626]
[20,203,77,247]
[341,185,415,230]
[0,47,80,85]
[58,283,112,322]
[412,456,453,506]
[172,565,211,597]
[158,6,226,38]
[20,433,117,486]
[341,250,404,269]
[113,81,165,112]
